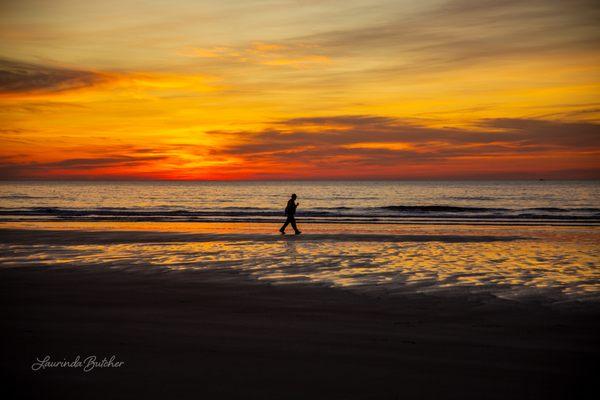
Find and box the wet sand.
[1,227,599,399]
[0,228,527,245]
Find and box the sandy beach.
[1,224,599,399]
[3,0,600,396]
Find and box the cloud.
[280,115,397,127]
[0,128,28,135]
[1,115,597,179]
[288,0,600,78]
[180,41,331,68]
[478,118,600,148]
[2,114,597,179]
[0,58,108,95]
[0,155,169,178]
[39,156,166,169]
[170,0,599,93]
[204,115,600,176]
[212,115,600,152]
[0,59,220,102]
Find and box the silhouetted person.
[280,193,301,235]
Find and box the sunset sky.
[1,0,599,180]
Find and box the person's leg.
[280,217,290,233]
[290,217,300,234]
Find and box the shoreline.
[2,218,599,227]
[0,228,529,245]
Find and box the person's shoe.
[279,229,286,235]
[295,231,302,235]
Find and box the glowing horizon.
[1,0,599,180]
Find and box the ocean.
[1,180,599,226]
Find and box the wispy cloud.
[201,115,600,178]
[1,113,598,179]
[0,58,108,95]
[179,41,331,68]
[211,115,600,151]
[0,57,221,100]
[0,154,170,179]
[295,0,600,73]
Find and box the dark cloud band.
[0,58,107,94]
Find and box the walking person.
[279,193,301,235]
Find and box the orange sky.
[1,0,599,180]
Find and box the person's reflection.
[284,239,298,262]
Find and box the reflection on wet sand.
[1,224,598,304]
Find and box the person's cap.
[291,193,297,198]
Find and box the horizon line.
[1,178,599,183]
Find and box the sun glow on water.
[2,224,598,304]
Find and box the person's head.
[291,193,297,200]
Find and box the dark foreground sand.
[1,228,599,399]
